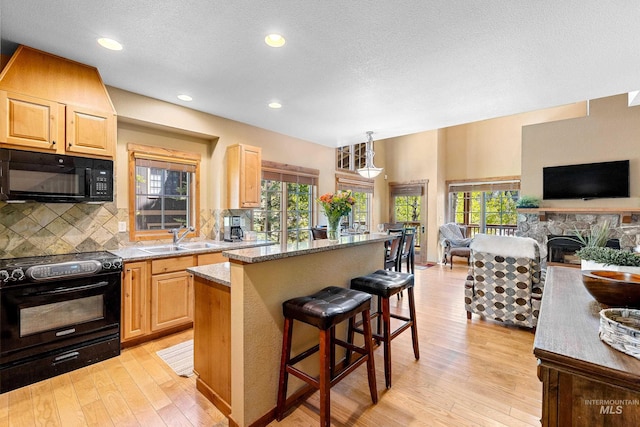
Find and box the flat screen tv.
[543,160,630,200]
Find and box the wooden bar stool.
[350,269,419,388]
[276,286,378,426]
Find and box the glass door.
[389,181,428,265]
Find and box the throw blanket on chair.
[470,234,538,258]
[439,223,472,247]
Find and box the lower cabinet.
[122,252,224,345]
[151,270,193,331]
[122,261,149,341]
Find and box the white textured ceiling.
[2,1,640,147]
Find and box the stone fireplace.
[516,209,640,265]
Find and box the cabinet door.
[122,261,149,341]
[226,144,261,209]
[0,91,60,151]
[65,104,115,158]
[151,271,194,332]
[239,144,261,208]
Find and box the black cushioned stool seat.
[276,286,377,427]
[350,270,419,388]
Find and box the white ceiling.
[2,1,640,147]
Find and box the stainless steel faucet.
[169,226,195,245]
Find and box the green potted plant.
[576,246,640,273]
[516,195,541,208]
[565,220,640,273]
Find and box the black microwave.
[0,149,114,203]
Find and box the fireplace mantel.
[517,207,640,224]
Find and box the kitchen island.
[188,233,390,427]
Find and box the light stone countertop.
[109,239,274,262]
[221,233,390,264]
[188,262,230,287]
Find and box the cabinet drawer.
[151,255,195,274]
[198,252,226,266]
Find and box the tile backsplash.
[0,201,217,259]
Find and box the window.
[336,143,367,172]
[448,178,520,237]
[253,161,318,243]
[128,143,200,241]
[336,172,373,231]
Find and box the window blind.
[262,161,319,186]
[335,173,374,194]
[448,179,520,193]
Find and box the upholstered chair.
[464,234,545,329]
[439,223,472,268]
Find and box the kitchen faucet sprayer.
[170,226,195,245]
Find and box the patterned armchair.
[464,234,545,328]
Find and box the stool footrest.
[288,344,319,366]
[285,353,371,391]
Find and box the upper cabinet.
[226,143,262,208]
[0,46,116,158]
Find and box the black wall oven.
[0,252,122,393]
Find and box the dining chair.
[400,227,416,274]
[385,229,405,272]
[311,227,328,240]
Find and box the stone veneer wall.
[517,212,640,250]
[0,201,217,259]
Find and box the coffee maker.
[223,215,244,242]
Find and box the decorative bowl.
[581,270,640,308]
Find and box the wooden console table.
[534,267,640,426]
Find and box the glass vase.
[327,217,341,242]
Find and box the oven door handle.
[30,281,110,296]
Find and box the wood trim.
[127,143,200,241]
[261,160,319,178]
[196,378,231,417]
[445,175,521,187]
[127,142,201,162]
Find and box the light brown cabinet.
[122,261,149,341]
[194,275,232,416]
[226,143,261,208]
[122,253,219,345]
[151,270,194,332]
[0,91,115,157]
[0,45,116,158]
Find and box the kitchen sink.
[140,245,186,254]
[139,241,222,254]
[178,242,222,250]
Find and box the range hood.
[0,44,116,114]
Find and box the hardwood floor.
[0,264,542,426]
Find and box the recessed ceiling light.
[97,38,123,51]
[268,102,282,109]
[265,34,286,48]
[177,94,193,102]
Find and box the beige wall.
[375,102,586,262]
[522,94,640,207]
[380,130,441,261]
[107,85,604,263]
[108,86,336,213]
[444,102,586,181]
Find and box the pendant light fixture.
[357,131,383,178]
